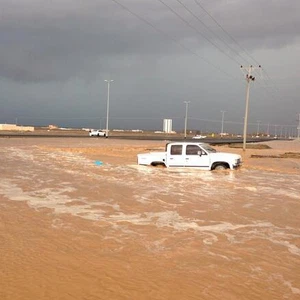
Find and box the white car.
[89,130,106,137]
[192,135,207,139]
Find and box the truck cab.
[166,143,210,168]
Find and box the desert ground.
[0,137,299,300]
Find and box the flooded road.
[1,138,299,299]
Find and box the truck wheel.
[214,164,227,170]
[151,162,166,167]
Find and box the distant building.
[0,124,34,132]
[163,119,172,133]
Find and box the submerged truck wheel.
[151,162,166,167]
[213,163,229,170]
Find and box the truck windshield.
[201,144,217,153]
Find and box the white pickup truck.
[137,142,241,170]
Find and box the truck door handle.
[185,158,189,160]
[170,158,174,160]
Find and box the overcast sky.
[1,0,299,134]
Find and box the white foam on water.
[2,174,300,260]
[128,164,158,174]
[276,189,300,200]
[207,251,230,261]
[283,280,300,295]
[242,186,258,192]
[271,274,300,295]
[224,233,237,243]
[144,238,168,253]
[203,234,219,245]
[105,210,199,232]
[0,179,106,220]
[267,239,300,256]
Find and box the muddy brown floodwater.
[0,138,300,300]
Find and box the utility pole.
[184,101,190,139]
[221,110,226,137]
[241,65,261,151]
[104,79,113,138]
[297,113,300,139]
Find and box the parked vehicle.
[89,130,106,137]
[137,142,241,170]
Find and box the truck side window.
[170,145,182,155]
[186,145,200,155]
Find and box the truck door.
[184,144,210,169]
[166,144,185,167]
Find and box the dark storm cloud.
[1,0,299,83]
[207,0,300,49]
[0,0,178,82]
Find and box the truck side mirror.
[197,150,202,156]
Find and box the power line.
[174,0,251,65]
[259,67,284,96]
[157,0,241,65]
[253,68,289,113]
[110,0,288,125]
[192,0,288,109]
[108,0,238,80]
[193,0,261,66]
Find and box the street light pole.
[221,110,226,137]
[256,120,261,136]
[184,101,190,139]
[104,79,113,138]
[297,113,300,140]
